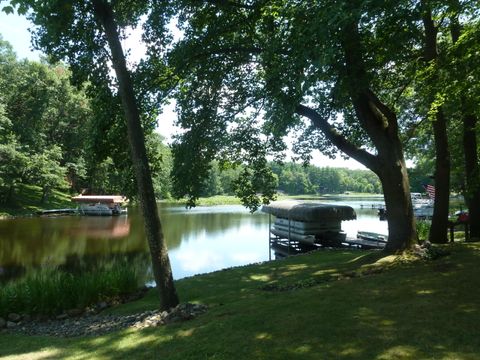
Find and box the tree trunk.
[92,0,179,310]
[296,17,418,252]
[342,19,417,251]
[41,186,49,204]
[295,102,417,252]
[422,4,450,243]
[6,184,14,204]
[449,7,480,241]
[377,156,417,251]
[463,113,480,241]
[429,110,450,243]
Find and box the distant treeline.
[199,161,383,197]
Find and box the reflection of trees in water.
[0,265,26,284]
[1,252,152,285]
[0,205,269,283]
[160,211,268,248]
[0,215,146,269]
[60,252,152,284]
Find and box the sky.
[0,10,367,170]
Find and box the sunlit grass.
[1,243,480,359]
[0,184,74,217]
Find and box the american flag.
[423,184,435,200]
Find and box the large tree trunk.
[92,0,179,310]
[422,4,450,244]
[295,101,417,252]
[449,7,480,241]
[342,19,417,251]
[463,113,480,241]
[296,17,418,252]
[429,110,450,243]
[377,156,417,251]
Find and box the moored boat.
[72,195,128,216]
[357,231,388,243]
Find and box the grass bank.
[163,193,383,208]
[0,185,73,217]
[1,242,479,359]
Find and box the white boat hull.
[79,203,127,216]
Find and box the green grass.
[0,184,73,217]
[164,193,383,208]
[1,243,480,359]
[0,261,144,317]
[162,195,243,207]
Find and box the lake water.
[0,198,387,284]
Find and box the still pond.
[0,198,387,285]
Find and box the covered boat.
[262,201,356,246]
[72,195,128,216]
[262,200,357,222]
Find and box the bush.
[416,220,431,242]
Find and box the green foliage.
[416,220,431,242]
[147,132,174,199]
[0,135,29,203]
[26,145,68,203]
[0,34,174,202]
[0,258,144,317]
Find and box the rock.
[67,308,83,318]
[97,301,109,311]
[3,303,208,338]
[56,313,68,320]
[8,313,21,322]
[0,317,6,328]
[6,321,17,329]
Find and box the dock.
[359,204,386,210]
[342,238,386,249]
[262,201,388,259]
[37,208,78,216]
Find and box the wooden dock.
[37,208,78,216]
[342,238,386,249]
[269,235,386,258]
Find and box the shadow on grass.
[2,244,480,359]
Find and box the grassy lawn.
[0,184,73,217]
[1,243,479,359]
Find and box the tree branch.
[195,0,257,10]
[295,104,379,172]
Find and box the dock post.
[288,218,291,256]
[268,214,272,261]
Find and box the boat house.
[72,195,127,216]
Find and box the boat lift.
[262,201,358,259]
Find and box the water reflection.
[0,200,388,283]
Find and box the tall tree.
[165,0,418,251]
[419,1,451,243]
[448,3,480,240]
[8,0,179,309]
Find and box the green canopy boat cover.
[262,201,356,222]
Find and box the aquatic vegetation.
[0,258,147,317]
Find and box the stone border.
[1,303,207,337]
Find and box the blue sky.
[0,11,42,60]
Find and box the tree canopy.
[152,0,431,250]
